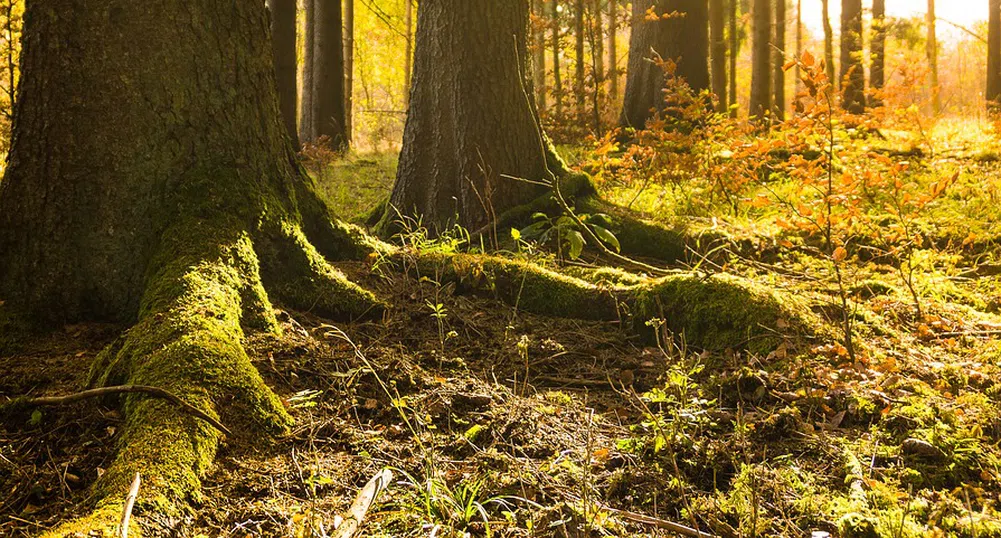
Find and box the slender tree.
[269,0,299,146]
[619,0,711,128]
[821,0,835,88]
[772,0,786,118]
[840,0,865,113]
[313,0,348,148]
[575,0,586,120]
[609,0,619,102]
[795,0,802,99]
[553,0,564,117]
[593,0,605,114]
[387,0,565,232]
[729,0,739,115]
[0,0,383,531]
[927,0,941,115]
[404,0,413,107]
[989,0,1001,110]
[534,0,548,115]
[300,0,316,142]
[749,0,771,120]
[344,0,354,140]
[710,0,728,112]
[871,0,886,107]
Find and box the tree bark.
[575,0,586,121]
[772,0,786,119]
[794,0,802,99]
[593,0,605,129]
[619,0,711,129]
[821,0,835,89]
[710,0,727,112]
[300,0,316,142]
[0,0,382,533]
[405,0,413,108]
[609,0,619,103]
[314,0,348,148]
[553,0,564,117]
[269,0,299,146]
[840,0,865,113]
[870,0,885,107]
[927,0,940,115]
[729,0,738,115]
[749,0,771,120]
[344,0,354,141]
[387,0,559,233]
[989,0,1001,110]
[533,0,548,115]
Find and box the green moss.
[41,503,128,538]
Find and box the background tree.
[795,0,802,99]
[533,0,548,115]
[593,0,605,128]
[710,0,728,112]
[772,0,786,118]
[405,0,414,108]
[749,0,771,119]
[268,0,299,145]
[609,0,619,102]
[313,0,349,148]
[0,0,383,531]
[927,0,941,115]
[344,0,354,140]
[840,0,865,113]
[575,0,587,120]
[300,0,316,142]
[871,0,886,107]
[729,0,739,115]
[553,0,564,117]
[822,0,835,88]
[989,0,1001,110]
[386,0,560,232]
[619,0,711,128]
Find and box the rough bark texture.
[821,0,835,88]
[269,0,299,146]
[300,0,316,143]
[749,0,771,120]
[772,0,786,119]
[0,0,383,533]
[870,0,885,107]
[313,0,348,148]
[839,0,865,113]
[619,0,711,128]
[990,0,1001,110]
[710,0,727,112]
[927,0,940,115]
[533,0,548,115]
[386,0,554,233]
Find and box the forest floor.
[4,119,1001,538]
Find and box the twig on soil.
[23,385,232,436]
[331,468,393,538]
[118,472,141,538]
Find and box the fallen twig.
[118,473,141,538]
[332,468,393,538]
[24,385,232,436]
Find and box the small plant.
[517,211,619,261]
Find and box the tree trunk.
[533,0,548,115]
[840,0,865,113]
[405,0,413,108]
[344,0,354,141]
[593,0,605,129]
[300,0,316,142]
[710,0,727,112]
[609,0,619,103]
[989,0,1001,110]
[871,0,885,107]
[553,0,564,117]
[821,0,835,88]
[314,0,348,148]
[575,0,586,121]
[387,0,559,233]
[269,0,299,146]
[729,0,738,115]
[749,0,771,120]
[794,0,802,99]
[0,0,382,532]
[927,0,940,115]
[772,0,786,118]
[619,0,711,128]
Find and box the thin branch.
[331,468,393,538]
[118,473,141,538]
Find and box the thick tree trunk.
[269,0,299,146]
[821,0,835,88]
[387,0,557,233]
[300,0,316,142]
[533,0,548,115]
[729,0,738,115]
[840,0,865,113]
[344,0,354,141]
[927,0,940,115]
[552,0,564,117]
[710,0,727,112]
[870,0,885,107]
[0,0,382,533]
[314,0,348,148]
[609,0,619,103]
[619,0,711,128]
[772,0,786,119]
[749,0,771,120]
[989,0,1001,110]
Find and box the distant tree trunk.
[404,0,413,108]
[870,0,885,107]
[749,0,771,120]
[840,0,864,113]
[533,0,548,115]
[821,0,835,88]
[344,0,354,142]
[927,0,940,115]
[575,0,586,121]
[269,0,299,146]
[989,0,1001,110]
[729,0,738,115]
[710,0,728,112]
[388,0,559,232]
[772,0,786,119]
[553,0,564,117]
[794,0,802,98]
[619,0,711,128]
[300,0,316,143]
[593,0,605,124]
[313,0,348,148]
[609,0,619,102]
